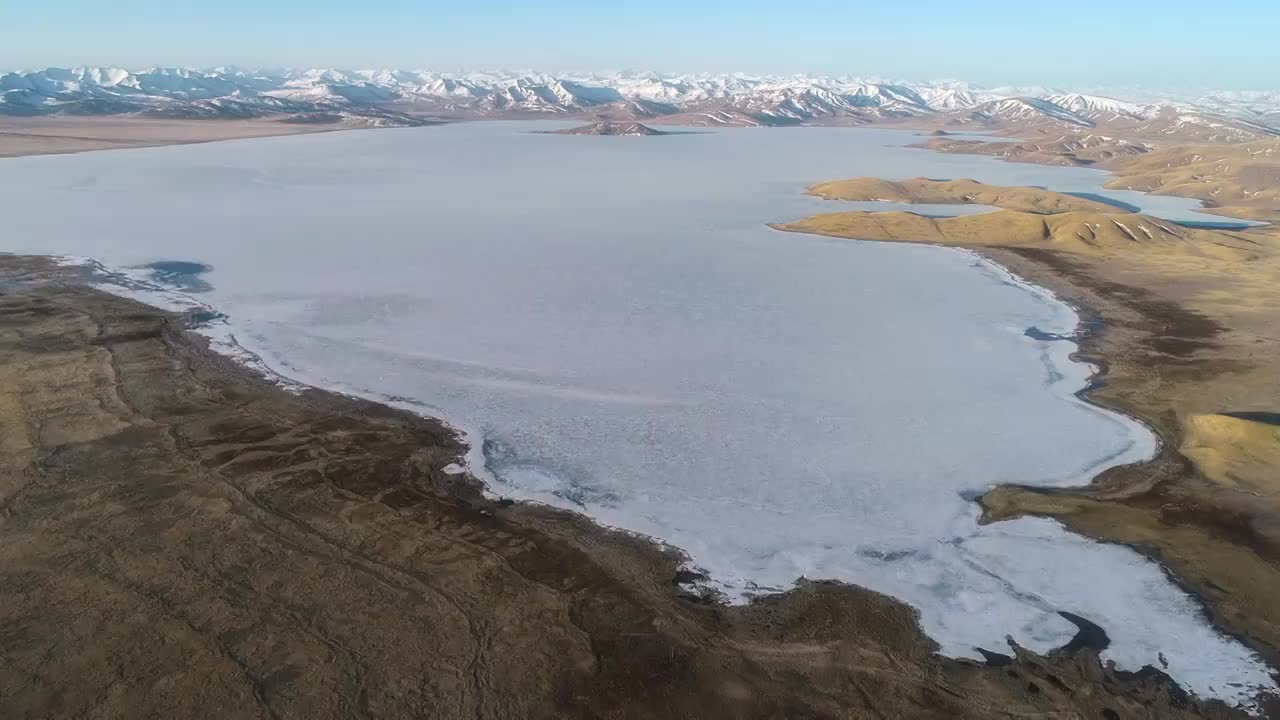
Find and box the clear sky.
[5,0,1278,90]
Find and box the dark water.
[139,261,213,293]
[1172,219,1258,230]
[1223,411,1280,426]
[1024,326,1072,342]
[1063,192,1142,213]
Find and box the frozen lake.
[0,122,1271,703]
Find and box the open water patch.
[136,260,214,293]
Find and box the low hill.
[1105,139,1280,225]
[806,177,1122,214]
[1182,413,1280,496]
[912,135,1151,167]
[543,122,668,136]
[774,208,1259,260]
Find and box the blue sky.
[6,0,1278,89]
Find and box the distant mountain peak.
[3,66,1277,141]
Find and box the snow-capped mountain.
[914,86,1003,111]
[3,66,1278,141]
[1041,93,1149,122]
[949,97,1098,129]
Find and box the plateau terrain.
[5,60,1280,719]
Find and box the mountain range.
[4,67,1280,141]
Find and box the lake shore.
[776,172,1280,711]
[0,253,1251,718]
[5,117,1274,712]
[912,133,1280,230]
[0,117,342,158]
[975,243,1280,663]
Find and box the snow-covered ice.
[0,122,1271,705]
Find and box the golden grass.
[916,136,1151,167]
[775,208,1261,261]
[1104,139,1280,214]
[1182,414,1280,497]
[807,177,1118,214]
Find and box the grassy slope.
[915,136,1152,167]
[806,177,1119,214]
[1104,139,1280,225]
[777,207,1260,260]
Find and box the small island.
[541,121,669,136]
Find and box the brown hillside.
[776,209,1259,260]
[916,135,1151,167]
[1105,139,1280,224]
[807,177,1121,214]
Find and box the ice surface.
[0,123,1271,705]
